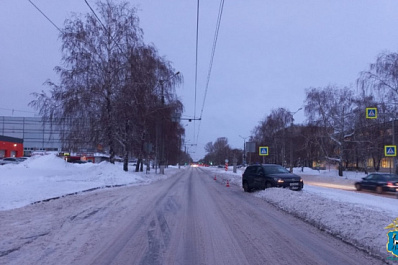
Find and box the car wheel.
[243,182,250,192]
[265,182,272,189]
[355,183,361,191]
[376,186,383,194]
[262,181,267,190]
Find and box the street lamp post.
[289,108,302,173]
[239,135,248,166]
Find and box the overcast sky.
[2,1,398,160]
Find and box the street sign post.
[385,145,397,174]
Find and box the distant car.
[128,160,137,166]
[242,164,303,192]
[69,160,87,164]
[16,157,29,162]
[354,173,398,194]
[0,157,20,165]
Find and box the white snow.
[0,155,397,260]
[0,154,176,211]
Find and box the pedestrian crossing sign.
[385,145,397,157]
[259,146,269,156]
[366,108,377,119]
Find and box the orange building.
[0,135,24,158]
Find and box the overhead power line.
[84,0,107,31]
[193,0,200,142]
[199,0,225,120]
[27,0,62,33]
[195,0,225,145]
[0,107,38,115]
[84,0,129,61]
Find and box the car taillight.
[387,182,394,187]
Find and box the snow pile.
[18,153,69,169]
[256,187,392,256]
[0,154,177,211]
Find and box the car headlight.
[300,178,303,182]
[274,178,284,183]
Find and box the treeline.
[202,137,243,167]
[30,1,189,171]
[252,51,398,176]
[203,51,398,176]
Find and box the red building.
[0,135,24,158]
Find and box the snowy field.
[0,155,397,261]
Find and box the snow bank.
[0,155,177,211]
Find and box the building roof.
[0,135,23,143]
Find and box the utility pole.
[159,80,165,174]
[393,119,396,174]
[158,71,180,174]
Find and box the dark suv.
[242,164,303,192]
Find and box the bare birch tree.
[304,86,356,176]
[30,0,183,171]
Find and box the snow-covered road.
[0,155,397,263]
[0,167,385,265]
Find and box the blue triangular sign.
[387,147,395,155]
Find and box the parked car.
[0,157,20,165]
[16,157,29,162]
[354,173,398,194]
[68,159,87,164]
[242,164,303,192]
[128,160,138,166]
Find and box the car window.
[263,165,289,174]
[383,174,398,179]
[245,166,257,175]
[252,166,260,174]
[256,167,263,175]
